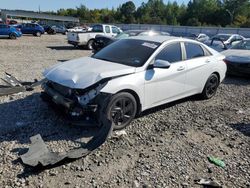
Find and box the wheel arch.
[212,71,220,82]
[117,89,142,116]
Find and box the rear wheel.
[87,39,94,50]
[105,92,137,130]
[9,33,16,39]
[201,73,219,99]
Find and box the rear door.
[144,42,187,107]
[183,42,213,93]
[21,24,30,34]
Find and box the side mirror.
[154,59,171,69]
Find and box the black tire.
[9,33,16,39]
[36,31,41,37]
[105,92,137,130]
[201,73,219,99]
[87,39,94,50]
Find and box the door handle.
[177,66,185,71]
[205,59,211,63]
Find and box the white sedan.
[42,36,227,130]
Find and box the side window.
[236,35,242,40]
[185,43,205,59]
[92,25,103,32]
[105,26,110,33]
[0,25,8,28]
[155,43,182,63]
[112,27,119,34]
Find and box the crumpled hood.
[43,56,136,89]
[221,49,250,63]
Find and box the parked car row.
[1,22,249,78]
[0,23,70,39]
[65,25,249,78]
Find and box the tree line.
[53,0,250,27]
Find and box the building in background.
[0,9,79,27]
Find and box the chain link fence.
[114,24,250,38]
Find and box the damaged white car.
[42,36,227,130]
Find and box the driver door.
[144,42,187,108]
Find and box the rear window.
[185,43,205,59]
[92,25,103,32]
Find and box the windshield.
[212,34,230,41]
[231,40,250,50]
[115,33,129,39]
[93,39,160,67]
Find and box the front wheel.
[105,92,137,130]
[201,73,219,99]
[87,39,94,50]
[9,33,17,39]
[36,31,41,37]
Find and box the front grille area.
[48,81,72,97]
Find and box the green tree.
[117,1,136,23]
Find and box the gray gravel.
[0,35,250,188]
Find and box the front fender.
[100,73,145,107]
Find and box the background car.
[206,34,245,52]
[15,23,45,37]
[188,33,210,42]
[67,26,87,32]
[222,39,250,77]
[43,25,56,35]
[93,30,170,52]
[42,36,226,130]
[0,24,22,39]
[51,25,67,35]
[67,24,122,50]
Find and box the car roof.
[128,35,178,43]
[216,33,237,36]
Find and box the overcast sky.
[0,0,189,12]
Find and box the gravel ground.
[0,35,250,188]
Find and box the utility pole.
[226,9,233,25]
[39,5,41,13]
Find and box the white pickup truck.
[67,24,122,50]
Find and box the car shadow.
[0,92,115,178]
[0,93,99,145]
[138,95,199,118]
[230,123,250,137]
[57,59,69,62]
[47,46,88,51]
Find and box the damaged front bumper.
[41,80,109,126]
